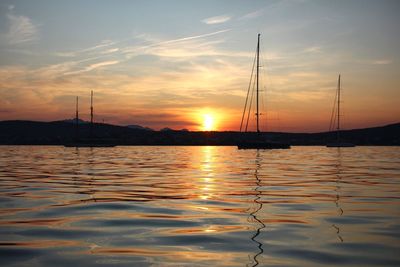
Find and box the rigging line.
[263,71,269,130]
[261,56,267,131]
[259,80,266,131]
[241,48,258,131]
[259,44,270,131]
[245,74,256,132]
[330,106,337,132]
[331,109,337,132]
[329,83,338,132]
[340,79,346,130]
[258,46,264,131]
[245,75,256,132]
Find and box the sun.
[203,114,214,131]
[194,109,220,131]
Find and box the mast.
[90,90,93,138]
[336,74,341,142]
[256,33,260,133]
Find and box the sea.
[0,146,399,267]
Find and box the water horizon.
[0,146,399,266]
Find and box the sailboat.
[64,91,116,147]
[326,75,355,147]
[237,34,290,149]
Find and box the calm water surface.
[0,146,399,266]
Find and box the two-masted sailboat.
[237,34,290,149]
[326,75,355,147]
[64,91,116,147]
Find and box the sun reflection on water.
[0,146,399,266]
[199,146,216,201]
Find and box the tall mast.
[90,90,93,138]
[75,96,79,140]
[336,74,341,142]
[256,33,260,133]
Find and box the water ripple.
[0,146,399,266]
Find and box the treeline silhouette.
[0,120,399,146]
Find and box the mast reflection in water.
[332,148,344,243]
[247,151,266,267]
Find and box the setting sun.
[194,109,228,131]
[203,114,214,131]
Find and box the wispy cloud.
[54,40,116,57]
[63,60,119,75]
[88,60,119,69]
[304,46,322,53]
[53,30,234,78]
[238,0,306,21]
[122,29,236,59]
[157,29,231,44]
[101,48,120,54]
[239,9,264,20]
[372,59,392,65]
[5,13,38,44]
[202,15,231,25]
[79,40,116,53]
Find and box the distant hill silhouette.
[59,118,88,124]
[0,120,398,146]
[126,124,154,131]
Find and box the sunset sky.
[0,0,399,132]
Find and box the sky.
[0,0,399,132]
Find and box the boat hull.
[238,142,290,149]
[326,142,355,147]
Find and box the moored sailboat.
[237,34,290,149]
[64,91,117,147]
[326,75,355,147]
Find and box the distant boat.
[326,75,355,148]
[64,91,116,147]
[237,34,290,150]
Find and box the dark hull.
[238,141,290,149]
[326,142,355,147]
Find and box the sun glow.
[193,108,228,131]
[202,114,214,131]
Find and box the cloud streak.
[63,60,119,75]
[5,13,38,44]
[239,9,264,20]
[54,40,117,57]
[372,59,392,65]
[202,15,231,25]
[140,29,231,46]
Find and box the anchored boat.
[237,34,290,150]
[64,91,117,147]
[326,75,355,148]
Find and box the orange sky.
[0,1,399,132]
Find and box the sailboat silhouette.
[327,75,355,147]
[237,34,290,149]
[64,91,116,147]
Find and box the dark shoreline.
[0,120,399,146]
[1,144,398,147]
